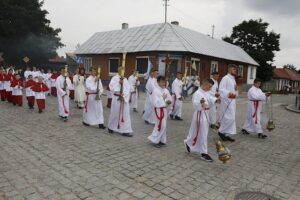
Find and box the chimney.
[122,23,129,30]
[171,21,179,26]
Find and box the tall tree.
[223,19,280,82]
[283,64,297,71]
[0,0,63,66]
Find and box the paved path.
[0,94,299,200]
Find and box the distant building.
[263,68,300,93]
[66,53,78,73]
[75,22,259,89]
[48,55,66,71]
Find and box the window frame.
[108,57,120,76]
[211,61,218,74]
[135,56,149,76]
[83,57,92,72]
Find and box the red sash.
[154,107,165,132]
[62,95,69,114]
[252,100,259,124]
[192,111,202,146]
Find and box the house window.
[83,57,92,72]
[238,65,244,77]
[136,57,149,74]
[191,58,200,76]
[109,58,120,74]
[211,61,218,74]
[250,67,254,79]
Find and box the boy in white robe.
[108,67,133,137]
[218,65,238,142]
[45,69,52,96]
[55,68,72,121]
[209,72,220,128]
[148,76,172,147]
[142,69,158,124]
[82,68,105,129]
[128,71,140,112]
[184,79,219,162]
[242,79,271,138]
[170,72,183,120]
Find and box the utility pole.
[212,24,215,39]
[163,0,170,23]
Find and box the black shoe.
[153,143,161,148]
[133,108,138,113]
[122,133,133,137]
[82,122,90,126]
[170,114,174,119]
[258,133,267,139]
[99,124,106,129]
[63,117,68,122]
[38,109,42,113]
[241,129,250,135]
[201,154,213,162]
[218,132,228,141]
[108,129,114,134]
[175,116,183,121]
[226,136,235,142]
[184,140,190,153]
[145,120,149,124]
[159,142,166,146]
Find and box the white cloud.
[43,0,300,69]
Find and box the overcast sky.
[43,0,300,69]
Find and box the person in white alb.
[142,69,158,124]
[184,79,219,162]
[74,67,86,109]
[148,76,172,147]
[209,72,220,128]
[45,69,52,96]
[242,79,271,138]
[128,71,140,112]
[218,65,238,142]
[55,68,72,121]
[107,67,133,137]
[24,67,32,80]
[82,67,106,129]
[32,76,49,113]
[170,72,183,120]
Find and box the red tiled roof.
[273,68,300,81]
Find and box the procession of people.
[0,64,273,163]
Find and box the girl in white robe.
[148,76,172,146]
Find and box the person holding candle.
[82,67,106,129]
[107,66,133,137]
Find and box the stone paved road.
[0,94,299,200]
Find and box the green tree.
[0,0,63,66]
[283,64,297,71]
[223,19,280,82]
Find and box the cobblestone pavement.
[0,93,299,200]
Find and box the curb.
[285,104,300,113]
